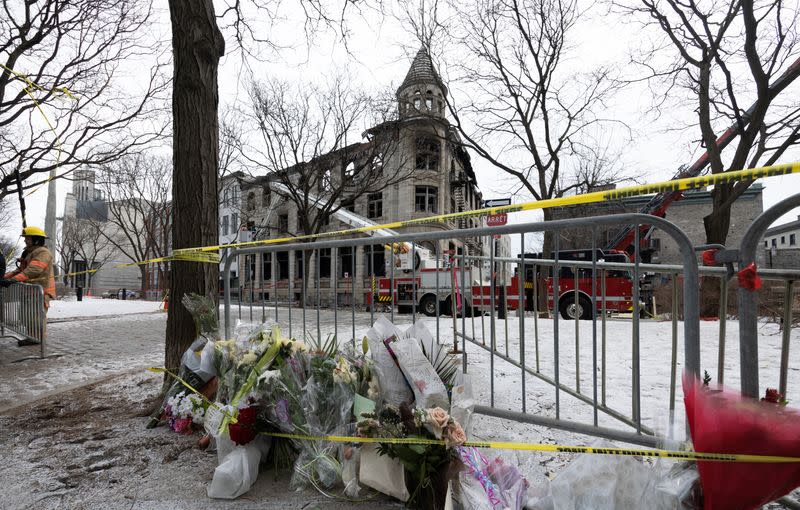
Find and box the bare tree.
[618,0,800,316]
[619,0,800,246]
[246,79,407,235]
[165,0,380,374]
[93,155,172,295]
[0,0,169,198]
[412,0,625,254]
[58,217,114,289]
[240,77,410,293]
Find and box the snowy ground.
[48,297,164,320]
[1,298,799,508]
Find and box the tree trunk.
[140,265,148,297]
[165,0,224,376]
[699,184,734,318]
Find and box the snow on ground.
[225,304,800,446]
[222,305,800,494]
[48,297,164,319]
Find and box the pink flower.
[444,423,467,447]
[171,417,193,434]
[426,407,450,439]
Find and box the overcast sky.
[8,0,800,251]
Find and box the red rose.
[762,388,784,404]
[229,406,259,445]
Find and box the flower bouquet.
[147,293,219,429]
[164,390,208,434]
[358,403,465,510]
[684,374,800,510]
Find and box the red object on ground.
[737,263,762,291]
[228,406,258,446]
[683,375,800,510]
[702,249,720,266]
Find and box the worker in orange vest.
[3,226,56,346]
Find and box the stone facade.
[232,48,498,307]
[61,170,143,295]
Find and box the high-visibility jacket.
[3,246,57,304]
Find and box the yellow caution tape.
[57,161,800,279]
[147,367,800,464]
[261,431,800,463]
[62,251,220,278]
[174,161,800,255]
[0,64,77,197]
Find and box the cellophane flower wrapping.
[149,294,223,429]
[181,293,220,341]
[289,351,357,491]
[456,447,530,510]
[683,374,800,510]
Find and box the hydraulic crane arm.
[606,55,800,253]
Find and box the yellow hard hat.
[21,226,48,238]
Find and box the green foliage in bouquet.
[358,404,465,510]
[419,340,459,391]
[182,293,219,339]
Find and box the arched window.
[425,90,434,110]
[413,90,421,110]
[415,136,440,171]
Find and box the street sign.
[487,213,508,226]
[483,198,511,226]
[482,198,512,208]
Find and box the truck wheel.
[420,295,439,317]
[559,295,592,320]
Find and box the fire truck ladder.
[606,55,800,252]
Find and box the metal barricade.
[734,192,800,398]
[0,281,47,359]
[221,213,701,447]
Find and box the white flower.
[238,351,258,366]
[367,377,381,400]
[332,357,354,385]
[258,369,281,384]
[290,340,308,355]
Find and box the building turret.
[396,47,447,119]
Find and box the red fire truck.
[540,249,636,320]
[367,261,526,317]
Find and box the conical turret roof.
[396,47,447,96]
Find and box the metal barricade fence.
[222,214,701,447]
[734,192,800,399]
[0,281,47,358]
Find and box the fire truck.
[368,256,527,317]
[536,249,635,320]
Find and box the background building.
[549,183,765,265]
[60,170,142,295]
[763,215,800,268]
[230,48,505,307]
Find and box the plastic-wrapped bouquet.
[357,403,465,510]
[164,391,208,434]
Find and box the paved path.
[0,312,168,412]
